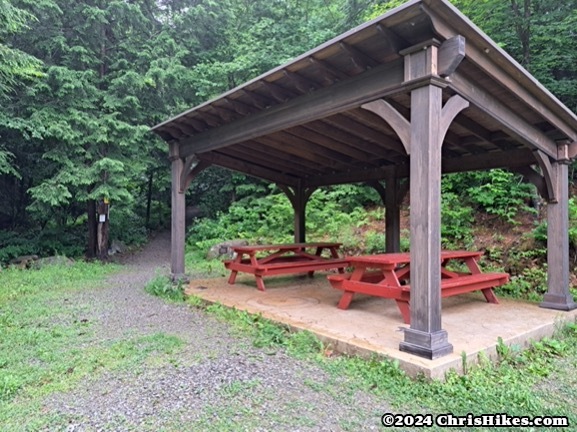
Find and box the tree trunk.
[145,170,153,228]
[510,0,532,68]
[96,199,110,260]
[87,199,97,258]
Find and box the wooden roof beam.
[282,70,319,94]
[197,151,299,187]
[450,71,558,158]
[178,60,405,158]
[288,125,377,164]
[209,105,238,122]
[273,130,358,168]
[303,120,400,163]
[221,146,313,177]
[196,110,222,127]
[425,3,577,144]
[253,135,344,170]
[305,147,537,187]
[243,141,328,173]
[222,98,259,116]
[238,89,271,110]
[339,41,379,72]
[308,57,350,84]
[375,24,407,55]
[259,80,295,103]
[323,113,407,155]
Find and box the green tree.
[1,0,178,256]
[0,0,43,178]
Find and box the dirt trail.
[42,232,386,431]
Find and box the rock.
[108,239,127,255]
[207,239,248,260]
[9,255,39,269]
[31,255,74,269]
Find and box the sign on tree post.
[97,198,110,260]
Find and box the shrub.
[497,266,547,301]
[443,170,535,224]
[441,192,474,247]
[364,230,385,254]
[532,198,577,253]
[144,275,185,302]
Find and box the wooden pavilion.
[151,0,577,359]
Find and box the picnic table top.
[347,250,483,265]
[230,242,342,252]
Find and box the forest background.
[1,0,577,298]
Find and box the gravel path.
[44,232,388,431]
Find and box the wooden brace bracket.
[277,184,316,209]
[361,99,410,154]
[513,166,548,201]
[440,94,469,145]
[179,156,211,193]
[533,150,557,203]
[366,178,408,205]
[362,93,468,154]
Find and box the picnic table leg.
[337,291,354,309]
[481,288,499,304]
[228,270,238,285]
[308,246,324,277]
[255,274,266,291]
[395,300,411,324]
[464,257,482,274]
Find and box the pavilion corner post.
[399,81,453,359]
[541,162,577,311]
[396,39,469,359]
[169,143,186,281]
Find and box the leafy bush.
[108,206,148,246]
[364,230,385,253]
[441,192,474,247]
[0,227,85,264]
[144,275,185,302]
[187,185,375,253]
[443,170,535,224]
[497,266,547,301]
[532,197,577,252]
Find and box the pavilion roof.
[152,0,577,188]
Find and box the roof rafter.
[179,60,405,158]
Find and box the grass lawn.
[0,263,184,430]
[2,263,576,431]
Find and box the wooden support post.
[541,162,577,311]
[399,82,453,359]
[385,174,401,253]
[368,178,402,253]
[294,184,307,243]
[397,38,469,359]
[170,143,186,281]
[278,183,315,243]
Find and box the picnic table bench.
[327,250,509,324]
[224,242,348,291]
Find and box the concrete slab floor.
[185,272,577,380]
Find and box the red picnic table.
[224,242,348,291]
[327,250,509,324]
